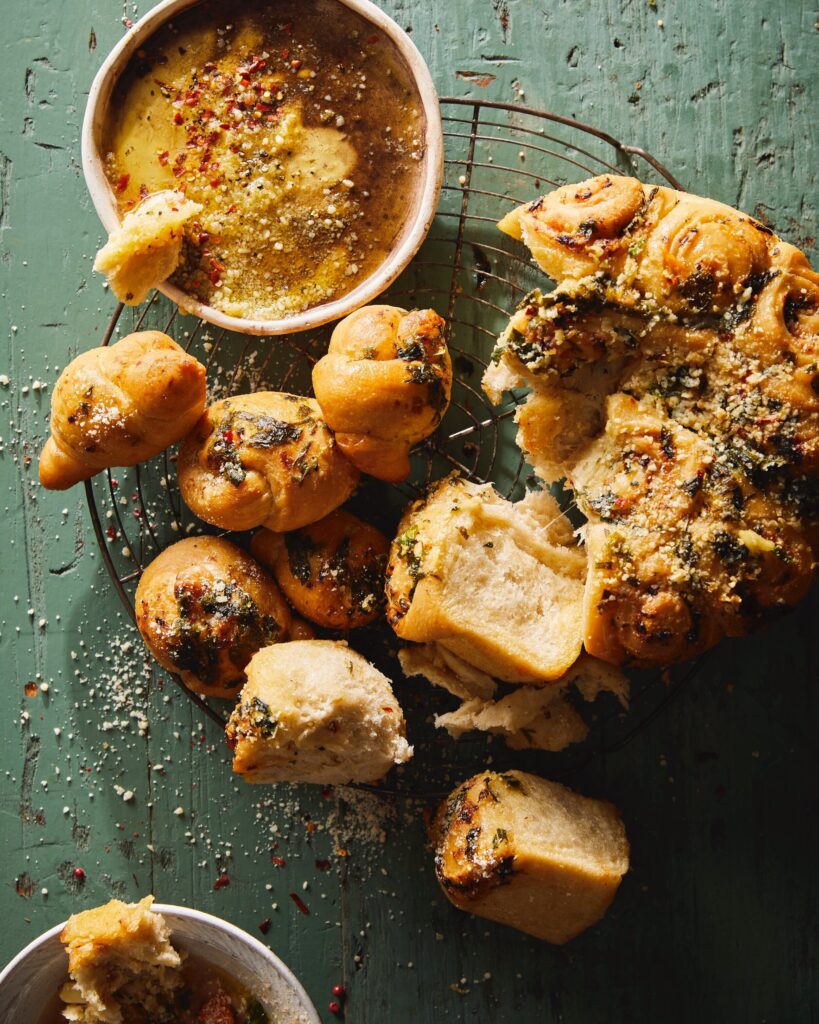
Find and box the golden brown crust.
[176,392,359,532]
[432,770,628,944]
[39,331,206,490]
[491,175,819,667]
[312,305,452,481]
[135,536,292,698]
[250,509,389,630]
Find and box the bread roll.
[94,189,202,305]
[250,509,389,629]
[39,331,206,490]
[177,392,359,532]
[487,174,819,666]
[386,473,586,683]
[433,770,629,944]
[226,640,412,784]
[59,895,183,1023]
[135,536,291,698]
[312,305,452,481]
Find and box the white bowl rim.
[0,902,322,1024]
[81,0,444,336]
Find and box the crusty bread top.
[312,305,452,481]
[134,536,292,698]
[60,895,180,978]
[39,330,206,491]
[489,174,819,666]
[177,392,359,533]
[386,474,586,683]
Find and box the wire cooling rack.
[85,98,694,788]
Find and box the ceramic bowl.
[81,0,443,336]
[0,903,322,1023]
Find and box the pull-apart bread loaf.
[40,331,206,490]
[486,174,819,666]
[135,536,292,698]
[312,305,452,481]
[433,771,629,944]
[226,640,412,784]
[59,895,183,1023]
[177,392,359,532]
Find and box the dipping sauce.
[102,0,427,321]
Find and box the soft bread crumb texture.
[399,644,628,751]
[94,191,203,305]
[59,895,183,1023]
[433,771,629,944]
[386,473,587,683]
[226,639,412,784]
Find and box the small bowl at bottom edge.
[0,903,321,1024]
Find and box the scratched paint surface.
[1,1,817,1021]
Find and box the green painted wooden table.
[1,1,817,1021]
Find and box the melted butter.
[103,0,426,321]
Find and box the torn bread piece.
[433,770,629,944]
[59,895,182,1023]
[226,640,412,784]
[399,645,627,751]
[94,190,202,305]
[386,474,586,684]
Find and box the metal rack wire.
[86,98,691,783]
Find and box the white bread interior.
[58,895,182,1023]
[226,640,413,784]
[387,475,586,684]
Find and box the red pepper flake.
[367,33,379,43]
[173,111,184,125]
[210,177,221,188]
[315,859,331,871]
[209,270,223,286]
[122,16,133,28]
[213,874,230,890]
[114,173,130,192]
[271,855,286,867]
[106,525,116,541]
[280,48,290,59]
[157,150,169,165]
[139,184,149,199]
[227,203,237,214]
[198,231,210,245]
[258,918,272,934]
[290,59,302,70]
[306,821,316,834]
[133,507,142,518]
[289,892,309,915]
[381,706,394,714]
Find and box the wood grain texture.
[1,1,817,1021]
